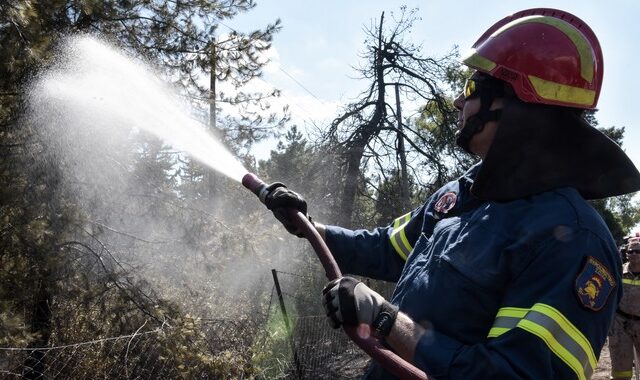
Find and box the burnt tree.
[328,8,459,227]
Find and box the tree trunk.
[337,142,366,228]
[335,14,387,227]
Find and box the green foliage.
[1,0,280,91]
[588,125,640,242]
[351,178,379,230]
[251,305,298,379]
[590,195,640,243]
[258,125,344,224]
[373,170,416,226]
[159,316,255,379]
[0,0,285,378]
[259,125,314,186]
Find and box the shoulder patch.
[575,256,616,311]
[434,192,457,214]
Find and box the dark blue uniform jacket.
[325,165,622,379]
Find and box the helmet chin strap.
[456,90,502,154]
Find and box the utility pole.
[207,39,218,201]
[395,84,409,211]
[209,41,217,135]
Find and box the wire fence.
[292,316,370,379]
[0,269,375,379]
[1,327,181,379]
[0,318,264,379]
[270,269,374,379]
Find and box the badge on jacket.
[434,192,457,214]
[575,256,616,311]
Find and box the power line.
[214,19,326,106]
[212,20,329,127]
[278,67,325,104]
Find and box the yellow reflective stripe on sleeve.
[487,304,596,380]
[517,318,589,380]
[528,75,596,107]
[488,307,529,337]
[496,307,529,319]
[622,278,640,286]
[530,303,597,371]
[389,212,413,261]
[487,327,510,338]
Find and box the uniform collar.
[461,161,482,186]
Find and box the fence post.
[271,269,303,379]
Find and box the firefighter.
[609,237,640,379]
[620,241,629,264]
[266,8,640,379]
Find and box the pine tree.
[0,1,282,374]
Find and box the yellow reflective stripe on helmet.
[528,75,596,107]
[622,278,640,286]
[612,370,633,378]
[491,15,594,82]
[461,49,496,72]
[389,212,413,261]
[487,304,596,380]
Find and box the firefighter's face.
[628,242,640,264]
[453,93,503,158]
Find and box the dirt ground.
[593,339,613,380]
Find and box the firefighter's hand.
[264,183,309,237]
[322,277,398,337]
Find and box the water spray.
[35,35,428,379]
[242,173,428,380]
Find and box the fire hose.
[242,173,429,380]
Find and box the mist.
[27,34,315,319]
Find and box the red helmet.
[462,8,603,109]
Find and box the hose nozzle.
[242,173,270,204]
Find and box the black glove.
[264,183,309,237]
[322,276,398,337]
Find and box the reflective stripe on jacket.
[325,164,622,379]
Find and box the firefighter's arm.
[313,222,326,241]
[385,311,426,362]
[320,207,426,282]
[322,276,424,362]
[320,278,438,366]
[320,278,433,371]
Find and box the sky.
[222,0,640,230]
[227,0,639,173]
